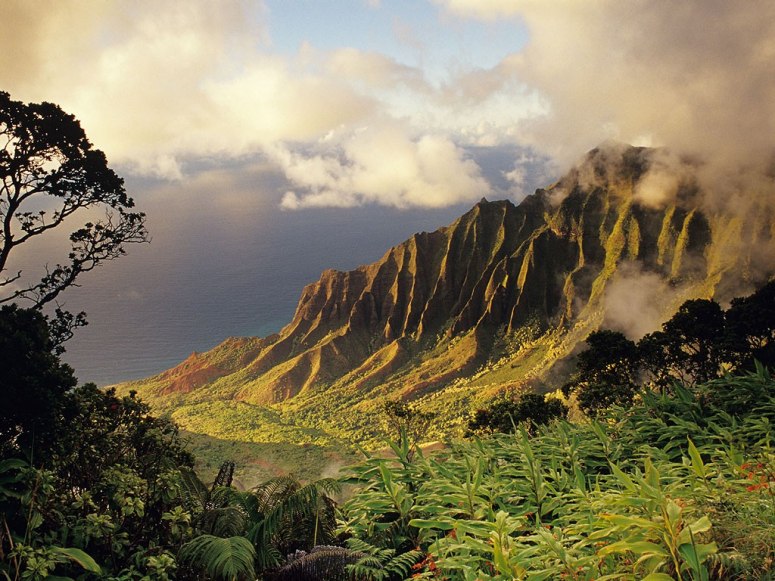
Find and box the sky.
[2,1,774,207]
[2,1,775,383]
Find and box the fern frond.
[199,506,248,537]
[384,549,423,576]
[178,534,256,580]
[178,466,209,509]
[266,546,364,581]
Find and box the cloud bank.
[435,0,775,170]
[276,124,489,209]
[2,0,773,208]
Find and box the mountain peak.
[119,145,775,443]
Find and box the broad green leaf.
[609,462,638,493]
[687,438,708,479]
[50,547,101,573]
[602,513,659,530]
[598,540,669,557]
[676,516,712,545]
[408,518,454,530]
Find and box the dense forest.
[2,93,774,580]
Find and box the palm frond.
[178,466,210,510]
[248,476,340,551]
[199,505,248,537]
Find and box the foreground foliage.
[339,367,775,580]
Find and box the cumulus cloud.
[0,1,377,179]
[4,0,773,209]
[435,0,775,171]
[276,123,489,209]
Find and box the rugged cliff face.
[121,143,775,440]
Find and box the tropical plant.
[173,469,343,579]
[179,534,257,580]
[339,368,775,580]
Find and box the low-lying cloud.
[602,262,677,340]
[276,124,489,209]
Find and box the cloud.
[602,262,677,340]
[0,1,376,179]
[632,149,694,209]
[5,0,772,209]
[276,123,490,209]
[0,0,543,206]
[435,0,775,171]
[326,48,428,92]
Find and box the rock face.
[123,144,775,413]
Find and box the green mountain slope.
[117,143,775,483]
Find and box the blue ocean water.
[57,178,473,386]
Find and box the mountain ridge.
[118,143,775,469]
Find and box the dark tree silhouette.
[468,392,568,434]
[0,91,147,309]
[726,279,775,369]
[563,330,640,416]
[639,299,728,388]
[0,304,77,457]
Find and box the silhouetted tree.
[0,304,77,458]
[468,392,568,434]
[726,279,775,369]
[563,330,640,416]
[0,91,147,309]
[639,299,728,388]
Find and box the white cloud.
[4,0,772,208]
[276,123,489,209]
[0,1,375,179]
[435,0,775,170]
[326,48,428,92]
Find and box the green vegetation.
[565,281,775,413]
[467,392,568,435]
[0,307,195,579]
[3,91,774,579]
[5,296,774,579]
[339,368,775,580]
[0,303,348,580]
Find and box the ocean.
[54,176,473,386]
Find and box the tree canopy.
[468,392,568,434]
[565,280,775,416]
[0,91,147,308]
